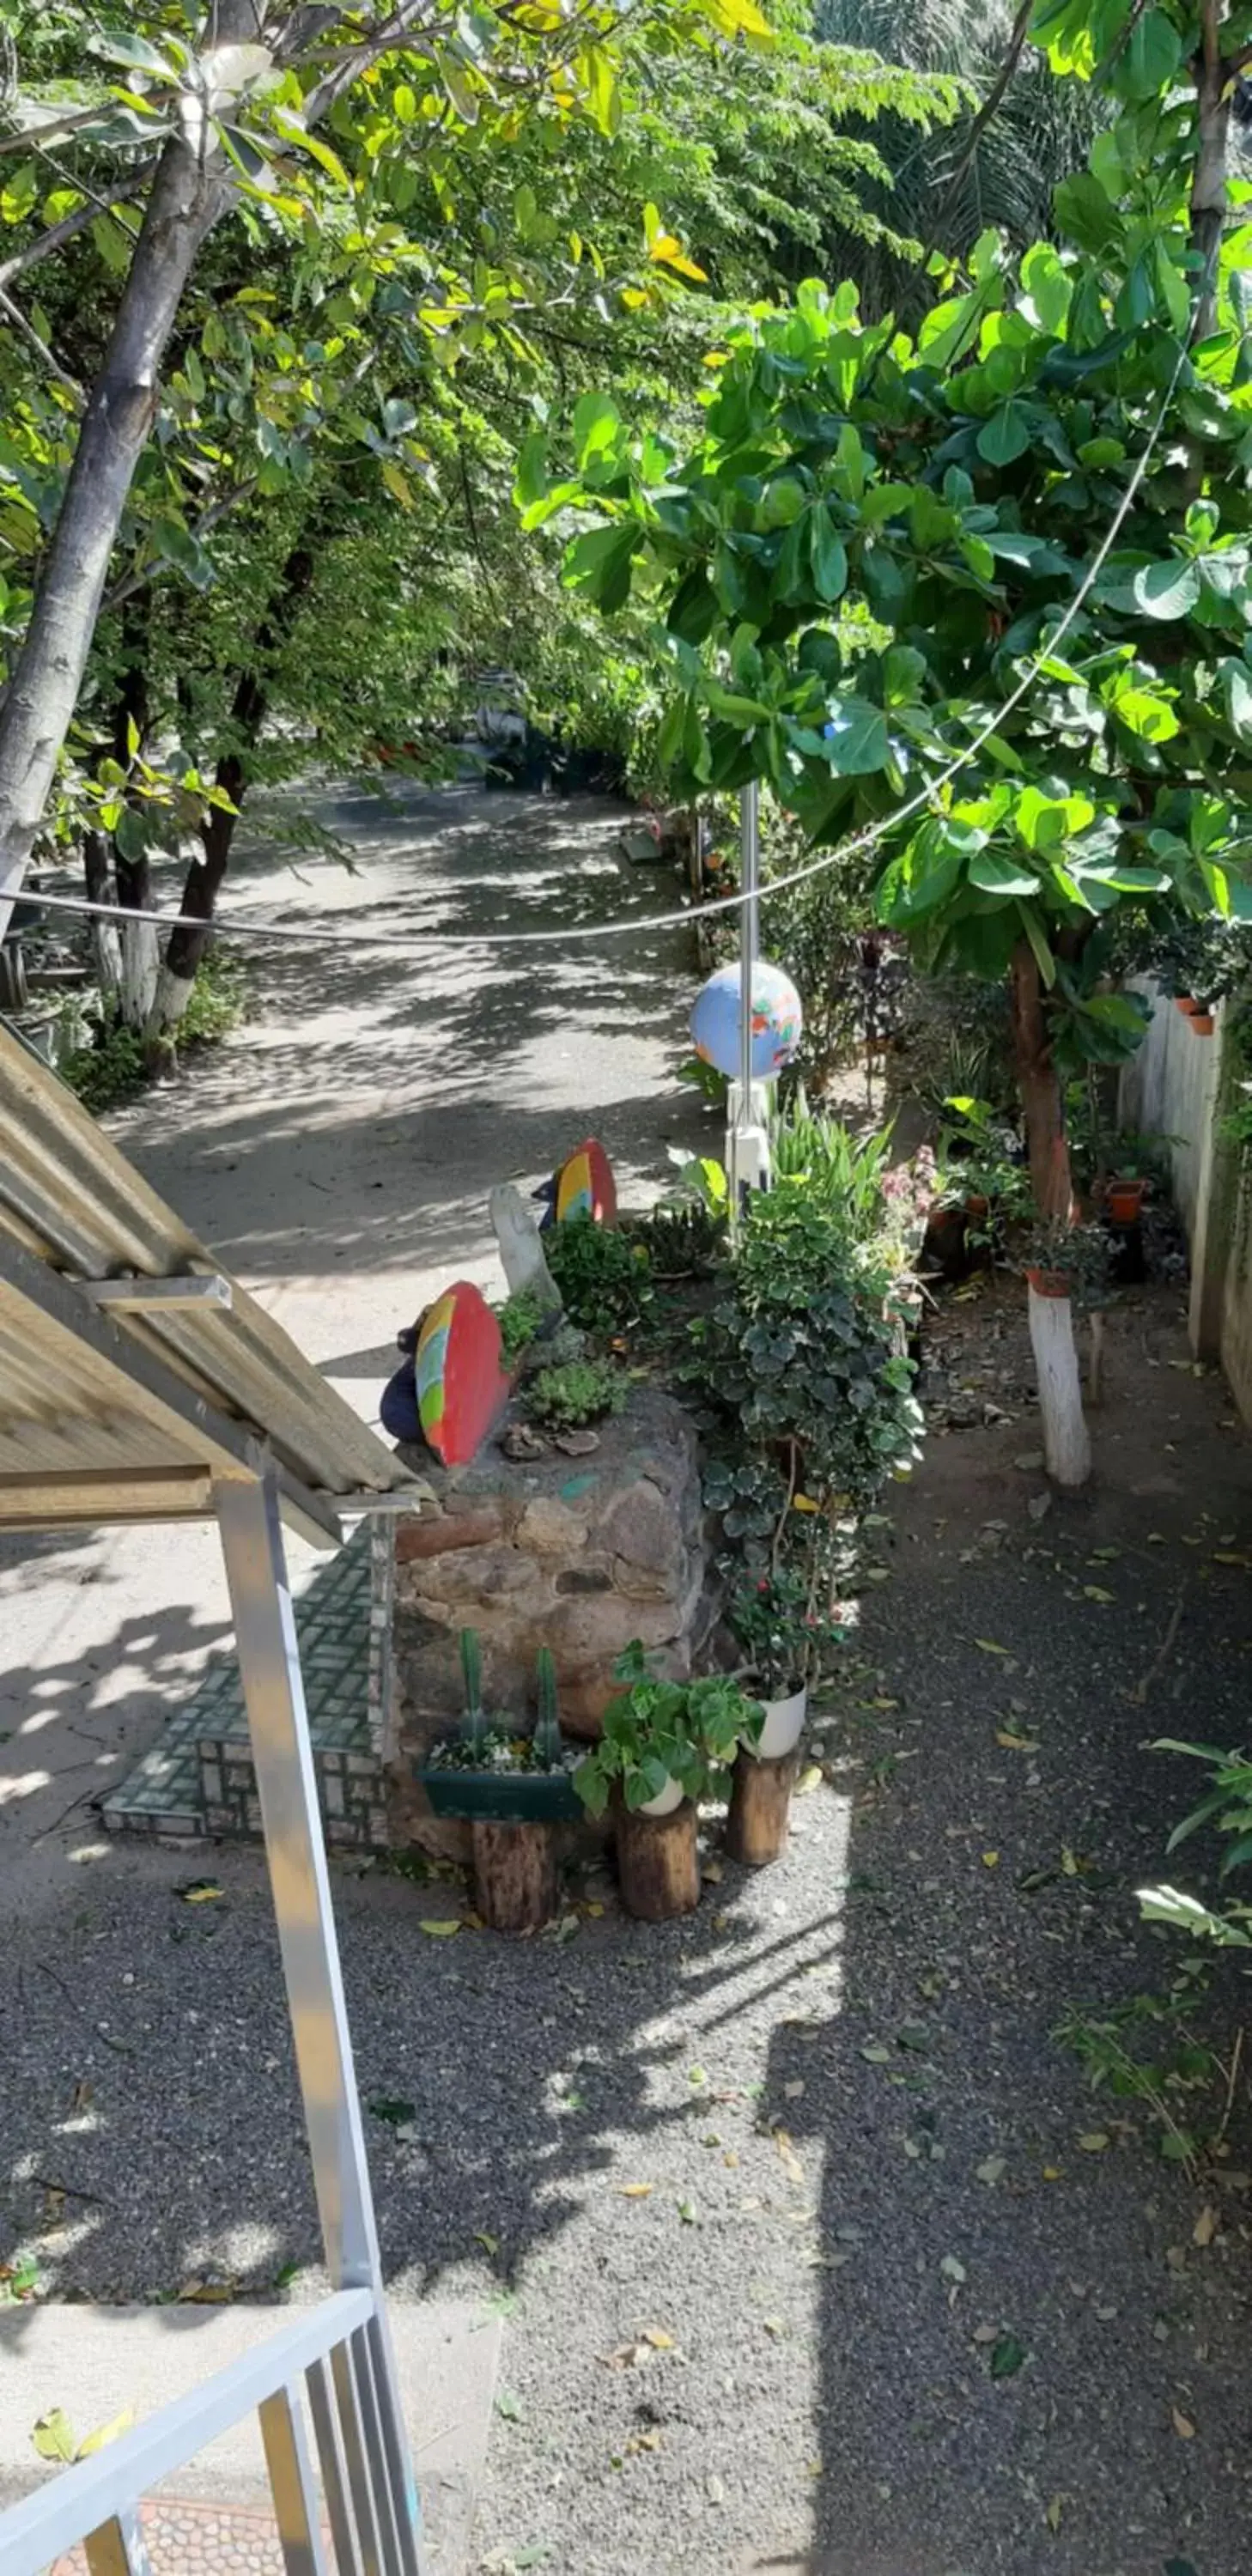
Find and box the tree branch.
[301,0,442,122]
[929,0,1033,252]
[0,173,150,295]
[101,475,261,616]
[0,287,82,403]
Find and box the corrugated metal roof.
[0,1020,423,1528]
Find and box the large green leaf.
[824,698,888,775]
[562,523,638,611]
[976,402,1030,467]
[967,850,1041,897]
[808,507,848,605]
[1111,8,1182,105]
[1131,560,1202,620]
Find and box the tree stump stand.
[471,1820,558,1933]
[725,1748,799,1867]
[615,1798,700,1921]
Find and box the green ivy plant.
[573,1641,763,1816]
[693,1187,925,1509]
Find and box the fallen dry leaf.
[795,1765,823,1795]
[774,2128,805,2185]
[1078,2131,1110,2153]
[620,2183,653,2199]
[982,1850,1000,1868]
[974,1638,1011,1656]
[1171,2407,1196,2440]
[1045,2495,1064,2535]
[1193,2205,1219,2247]
[641,2326,674,2349]
[417,1919,461,1938]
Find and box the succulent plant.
[459,1625,486,1757]
[533,1646,562,1767]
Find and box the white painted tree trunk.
[119,914,160,1031]
[148,962,196,1039]
[1028,1285,1091,1486]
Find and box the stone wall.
[376,1382,715,1856]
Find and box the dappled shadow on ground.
[105,785,707,1289]
[0,1589,234,1868]
[5,1288,1251,2570]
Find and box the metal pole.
[215,1466,425,2576]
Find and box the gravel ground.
[4,1279,1252,2575]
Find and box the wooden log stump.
[725,1748,799,1867]
[615,1798,699,1921]
[471,1820,557,1933]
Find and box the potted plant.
[728,1565,817,1757]
[573,1642,763,1820]
[575,1643,763,1920]
[1022,1218,1112,1305]
[418,1631,581,1822]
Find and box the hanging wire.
[11,248,1217,959]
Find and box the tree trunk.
[1012,939,1091,1484]
[726,1749,799,1867]
[1012,940,1070,1218]
[151,538,316,1034]
[616,1798,700,1920]
[1191,11,1231,340]
[0,2,264,940]
[83,828,122,1006]
[1028,1284,1091,1485]
[471,1820,557,1934]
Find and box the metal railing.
[3,2287,422,2576]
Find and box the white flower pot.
[753,1686,807,1760]
[638,1772,684,1818]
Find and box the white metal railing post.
[214,1466,423,2575]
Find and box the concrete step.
[0,2294,500,2574]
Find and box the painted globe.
[690,961,803,1081]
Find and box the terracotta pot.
[1189,1012,1216,1036]
[964,1193,990,1221]
[1026,1267,1070,1299]
[1174,995,1200,1017]
[1106,1178,1146,1225]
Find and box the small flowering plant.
[729,1564,850,1696]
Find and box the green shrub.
[694,1187,924,1510]
[545,1213,653,1332]
[497,1289,546,1366]
[523,1358,627,1432]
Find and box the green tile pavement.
[102,1526,386,1848]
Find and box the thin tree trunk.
[0,3,264,941]
[1191,5,1231,340]
[1028,1284,1091,1486]
[82,829,122,1005]
[151,538,316,1034]
[1012,940,1070,1218]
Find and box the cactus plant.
[459,1625,486,1757]
[533,1647,562,1768]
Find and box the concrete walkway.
[0,783,702,1923]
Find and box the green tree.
[542,0,1252,1480]
[814,2,1108,295]
[18,0,961,1036]
[0,0,777,939]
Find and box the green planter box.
[416,1764,583,1824]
